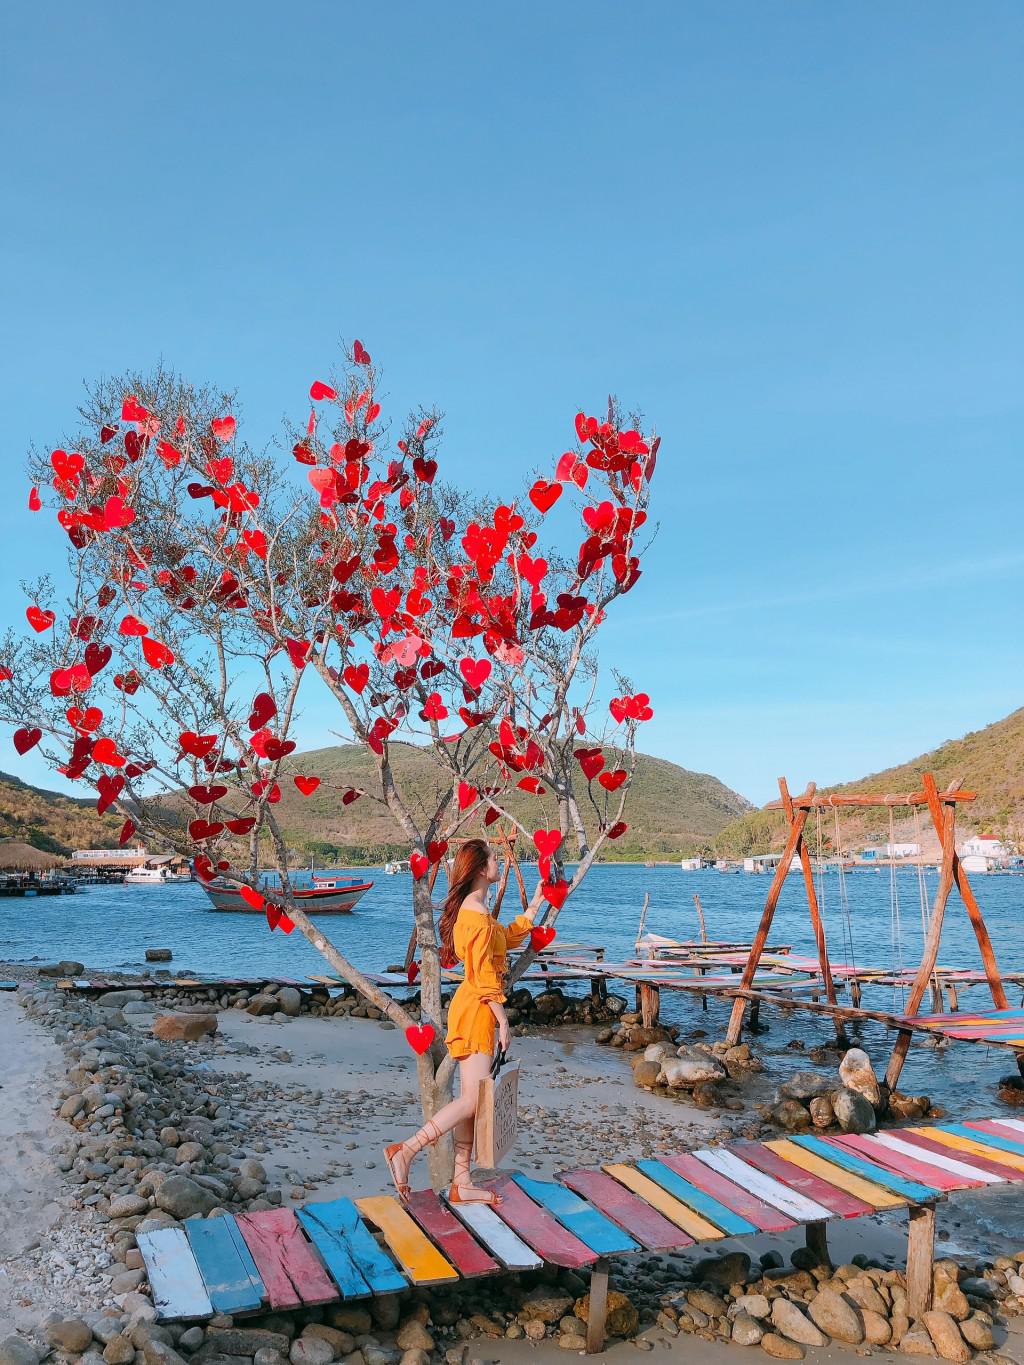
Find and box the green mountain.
[713,707,1024,858]
[271,742,752,864]
[0,769,121,854]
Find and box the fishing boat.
[199,871,373,914]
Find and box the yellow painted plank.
[765,1139,903,1210]
[909,1128,1024,1173]
[603,1164,724,1241]
[355,1195,458,1284]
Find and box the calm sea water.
[4,865,1023,1108]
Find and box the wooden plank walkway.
[137,1120,1024,1353]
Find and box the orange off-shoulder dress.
[444,906,533,1059]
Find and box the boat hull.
[199,881,372,914]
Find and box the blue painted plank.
[513,1174,639,1256]
[635,1160,758,1235]
[185,1216,265,1315]
[791,1137,940,1202]
[296,1198,404,1296]
[0,981,18,991]
[137,1227,213,1322]
[949,1124,1024,1158]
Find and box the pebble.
[760,1331,805,1358]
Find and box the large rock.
[574,1291,637,1339]
[643,1041,676,1063]
[832,1087,877,1134]
[205,1332,290,1357]
[277,988,302,1017]
[862,1310,892,1344]
[807,1289,864,1344]
[809,1095,835,1129]
[731,1313,765,1346]
[109,1195,150,1219]
[779,1071,833,1102]
[664,1045,727,1085]
[247,994,279,1017]
[959,1313,995,1350]
[770,1300,827,1347]
[692,1251,751,1286]
[922,1311,970,1363]
[838,1048,881,1107]
[97,990,146,1008]
[152,1014,218,1042]
[145,949,173,962]
[47,1320,95,1353]
[769,1099,812,1132]
[759,1332,804,1358]
[632,1060,661,1090]
[0,1340,40,1365]
[154,1174,216,1219]
[288,1341,332,1365]
[518,1289,573,1324]
[731,1295,770,1321]
[889,1091,931,1121]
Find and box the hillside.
[0,770,121,854]
[713,707,1024,858]
[271,743,752,864]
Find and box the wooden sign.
[475,1062,520,1168]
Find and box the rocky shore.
[3,964,1024,1365]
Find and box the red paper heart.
[103,495,136,530]
[575,747,605,780]
[407,961,420,984]
[248,692,277,729]
[119,818,137,846]
[533,829,562,858]
[459,657,491,691]
[67,706,102,734]
[85,642,112,675]
[528,479,562,514]
[343,663,369,693]
[285,638,310,668]
[226,817,257,835]
[541,879,570,910]
[531,925,557,951]
[13,727,42,755]
[188,784,227,804]
[353,339,371,365]
[457,781,478,810]
[598,769,627,791]
[210,415,236,443]
[606,821,628,840]
[96,773,125,814]
[189,818,225,841]
[240,886,265,910]
[310,380,338,401]
[26,606,55,633]
[404,1024,435,1055]
[427,840,448,865]
[92,736,126,767]
[141,637,174,668]
[28,485,41,511]
[180,731,218,758]
[119,614,149,636]
[294,775,320,796]
[410,852,429,880]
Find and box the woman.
[384,837,546,1206]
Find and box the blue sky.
[1,2,1021,805]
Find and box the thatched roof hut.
[0,839,65,871]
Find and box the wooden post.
[923,774,1008,1011]
[724,780,814,1046]
[804,1220,830,1267]
[586,1257,610,1354]
[640,983,660,1028]
[906,1204,936,1319]
[885,789,958,1092]
[636,891,651,953]
[694,893,707,945]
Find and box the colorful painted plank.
[910,1127,1024,1174]
[636,1159,758,1236]
[405,1190,500,1278]
[559,1168,694,1250]
[697,1147,837,1222]
[763,1139,904,1210]
[296,1198,404,1297]
[964,1120,1024,1154]
[487,1176,597,1268]
[661,1153,797,1232]
[891,1128,1024,1181]
[0,981,18,991]
[185,1215,266,1314]
[832,1135,984,1192]
[355,1195,459,1285]
[512,1174,640,1256]
[863,1132,1003,1187]
[990,1118,1024,1136]
[602,1164,724,1241]
[137,1227,214,1322]
[954,1122,1024,1158]
[443,1196,543,1270]
[235,1208,338,1310]
[791,1137,941,1203]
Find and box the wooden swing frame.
[723,772,1009,1090]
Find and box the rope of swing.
[832,803,858,976]
[888,803,906,1010]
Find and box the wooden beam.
[804,1220,830,1267]
[923,774,1008,1012]
[765,789,977,810]
[586,1257,610,1354]
[906,1203,936,1319]
[780,776,846,1044]
[724,780,814,1046]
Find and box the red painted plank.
[236,1208,337,1309]
[830,1136,981,1192]
[894,1129,1024,1181]
[405,1191,500,1278]
[559,1168,693,1251]
[661,1153,797,1232]
[487,1177,597,1268]
[966,1119,1024,1145]
[729,1141,874,1218]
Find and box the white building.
[961,834,1009,861]
[885,842,920,859]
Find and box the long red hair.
[439,838,491,964]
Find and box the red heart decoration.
[28,485,41,511]
[342,788,360,805]
[404,1024,435,1055]
[410,852,429,880]
[531,925,557,951]
[533,829,562,858]
[606,821,628,840]
[85,642,112,675]
[294,775,320,796]
[517,776,546,795]
[457,781,477,811]
[180,731,218,758]
[119,818,137,846]
[13,727,42,755]
[92,736,126,767]
[188,784,228,804]
[598,769,627,792]
[575,747,605,780]
[343,663,369,693]
[119,614,149,636]
[96,773,125,814]
[310,380,338,401]
[189,818,225,841]
[141,637,175,668]
[248,692,277,729]
[427,840,448,865]
[67,706,102,734]
[210,415,237,442]
[459,657,491,691]
[353,339,371,365]
[26,606,55,633]
[240,886,265,910]
[103,495,136,530]
[286,638,310,668]
[541,879,570,910]
[226,817,256,835]
[528,479,562,514]
[407,961,420,984]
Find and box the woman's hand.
[498,1016,511,1054]
[526,881,546,920]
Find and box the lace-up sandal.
[384,1118,441,1204]
[448,1136,503,1206]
